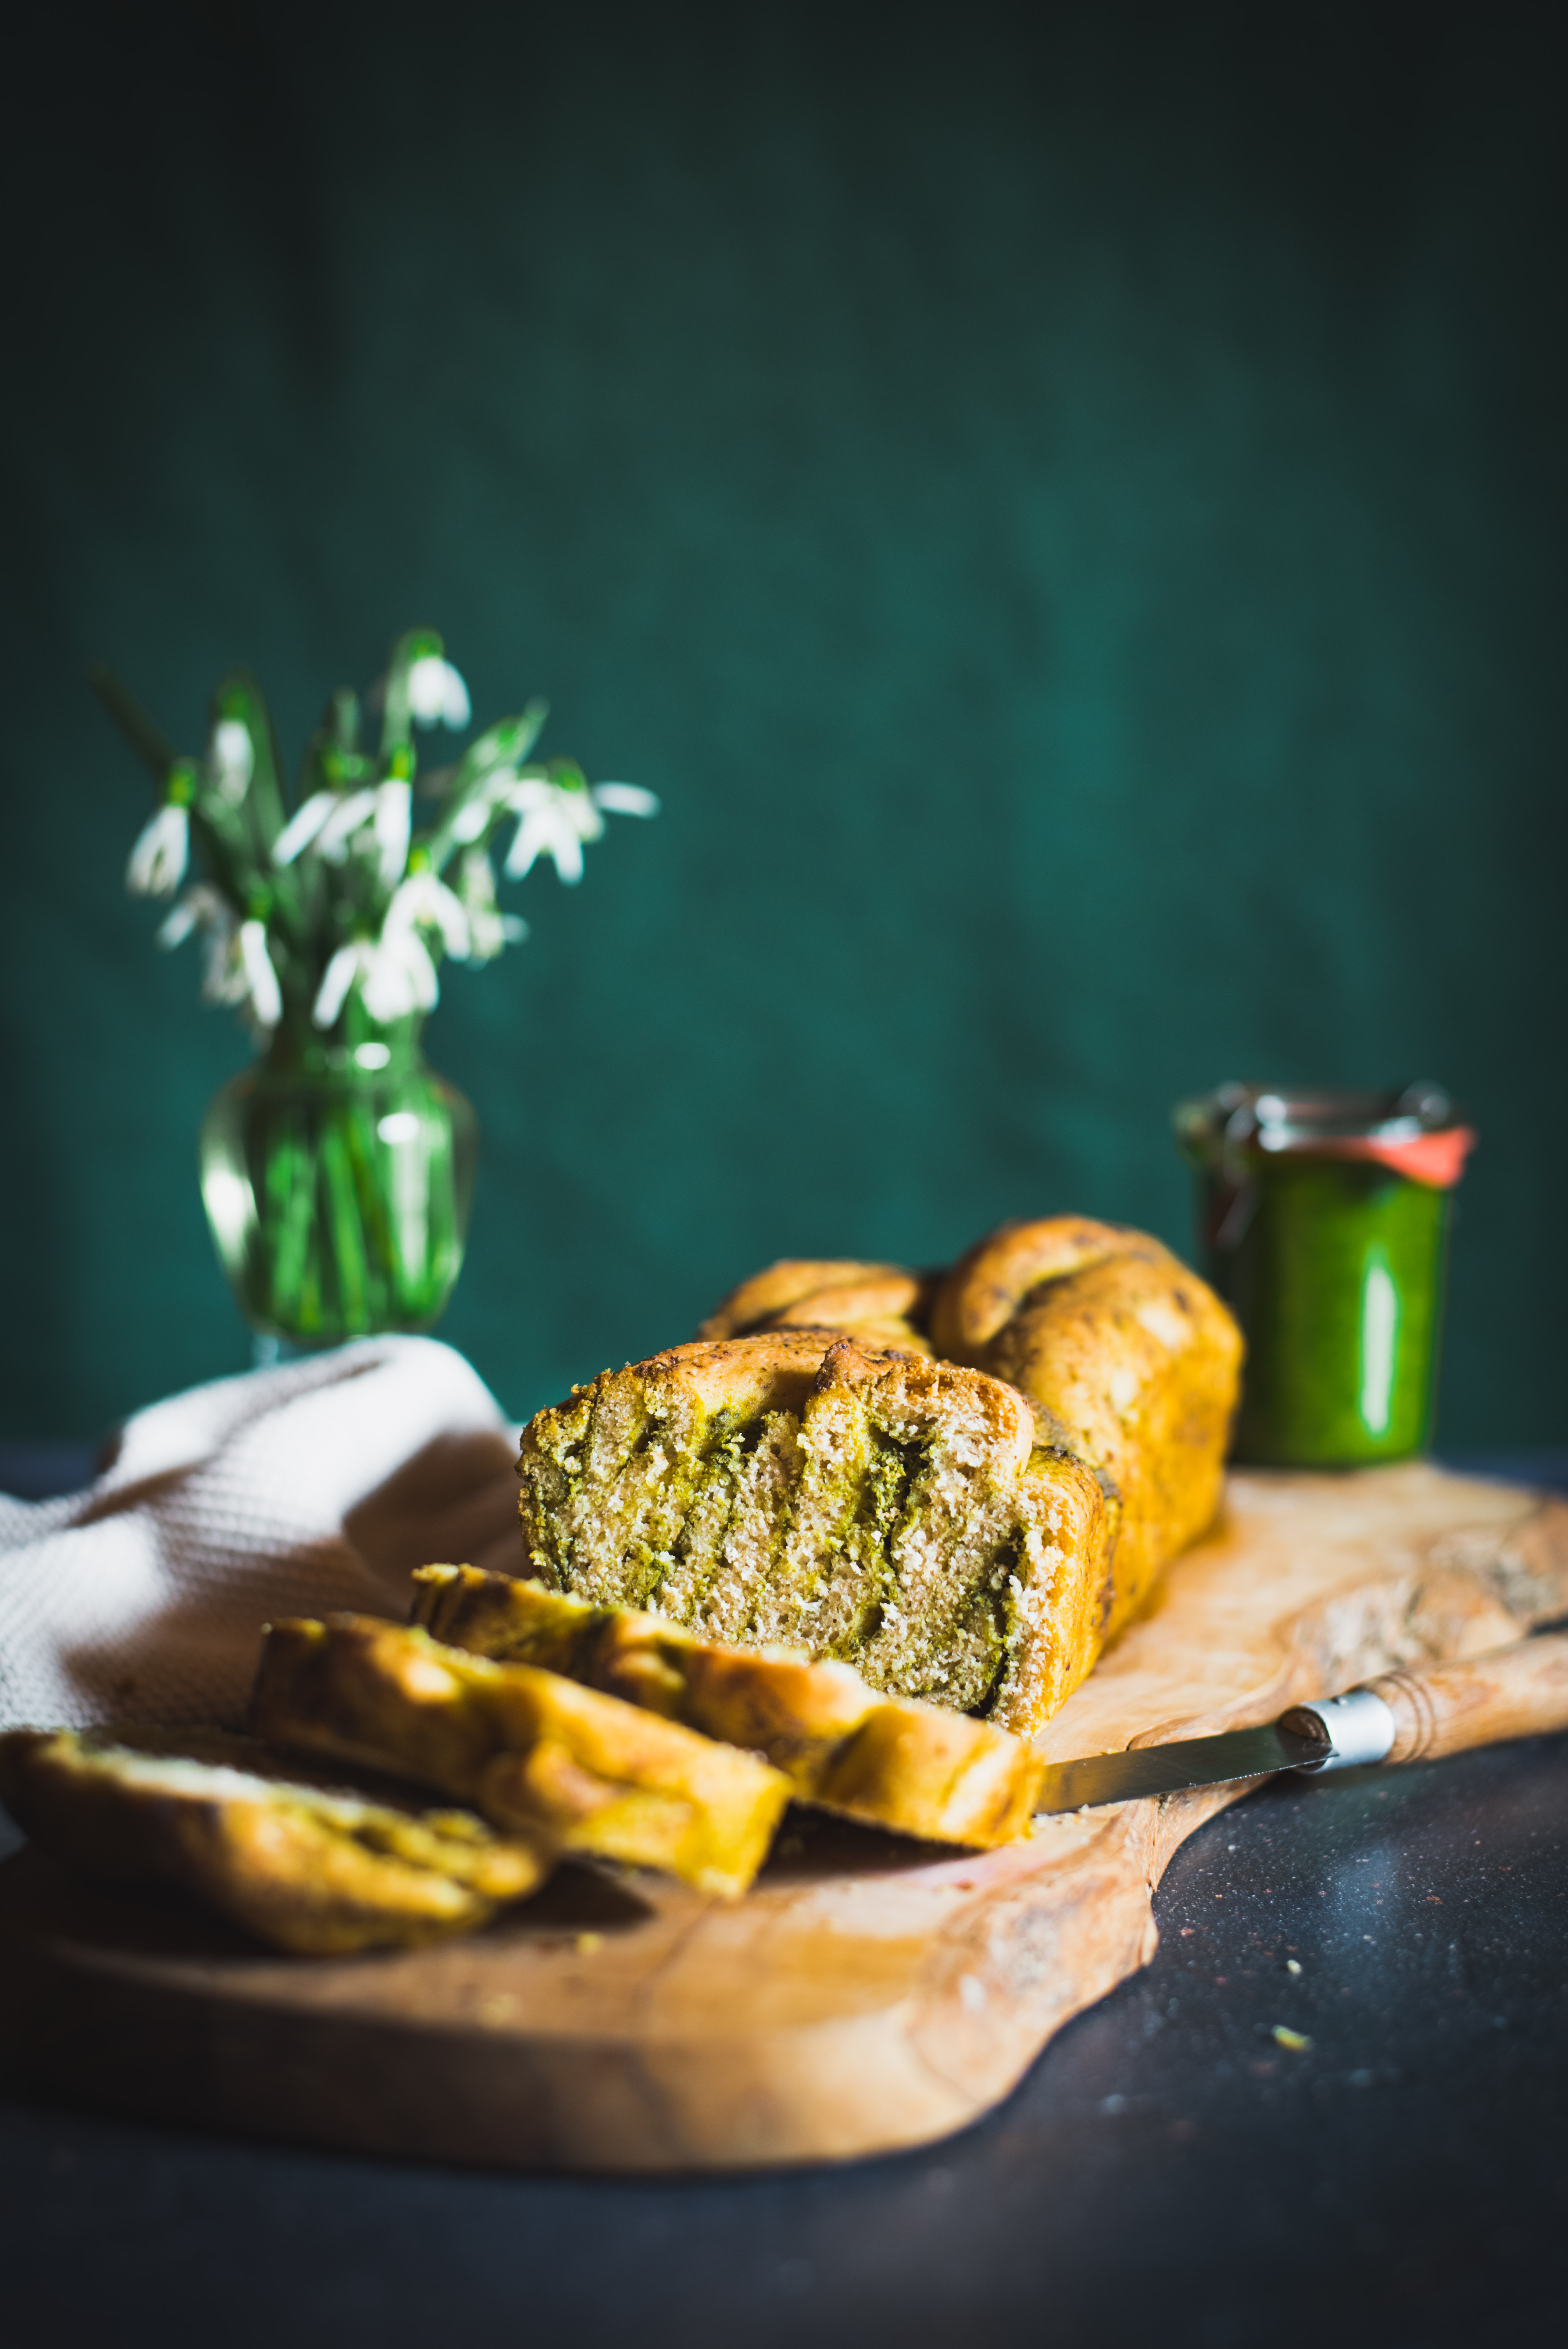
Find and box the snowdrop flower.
[313,929,438,1028]
[500,777,603,884]
[385,866,470,959]
[237,919,283,1030]
[456,849,527,962]
[443,754,529,848]
[157,884,243,1004]
[208,719,255,805]
[500,773,659,883]
[164,894,281,1030]
[407,655,471,730]
[274,779,408,883]
[271,787,372,866]
[372,780,413,890]
[126,802,190,897]
[311,868,469,1029]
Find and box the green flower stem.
[89,666,177,784]
[318,1116,369,1332]
[264,1113,317,1322]
[343,1097,397,1297]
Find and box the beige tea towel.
[0,1337,522,1736]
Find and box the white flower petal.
[551,827,585,883]
[312,943,367,1028]
[373,780,413,889]
[450,781,504,846]
[503,799,589,882]
[385,871,470,959]
[591,782,660,818]
[501,807,543,879]
[156,895,201,949]
[363,931,439,1021]
[440,665,472,728]
[315,788,379,861]
[126,804,190,898]
[406,656,447,723]
[238,920,283,1029]
[406,934,440,1010]
[272,791,338,866]
[408,655,471,730]
[202,934,248,1006]
[358,954,410,1024]
[210,720,255,803]
[501,777,554,813]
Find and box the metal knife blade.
[1033,1718,1332,1814]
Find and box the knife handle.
[1284,1629,1568,1771]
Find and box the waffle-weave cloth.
[0,1338,520,1733]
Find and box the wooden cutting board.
[3,1463,1565,2173]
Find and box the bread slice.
[249,1614,790,1899]
[411,1564,1042,1847]
[0,1725,548,1955]
[517,1330,1109,1734]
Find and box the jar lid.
[1174,1082,1475,1189]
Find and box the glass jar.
[199,1012,477,1347]
[1173,1083,1474,1468]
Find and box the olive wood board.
[2,1463,1565,2174]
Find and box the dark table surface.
[2,1445,1564,2349]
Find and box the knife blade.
[1032,1717,1333,1814]
[1033,1630,1568,1815]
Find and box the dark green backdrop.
[2,2,1564,1444]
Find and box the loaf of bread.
[0,1725,548,1954]
[540,1211,1239,1734]
[249,1613,791,1898]
[411,1563,1042,1847]
[517,1329,1110,1734]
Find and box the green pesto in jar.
[1175,1085,1467,1469]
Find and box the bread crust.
[698,1259,935,1356]
[928,1217,1167,1361]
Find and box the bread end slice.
[0,1725,547,1955]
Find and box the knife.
[1033,1625,1568,1814]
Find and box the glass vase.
[200,1014,477,1347]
